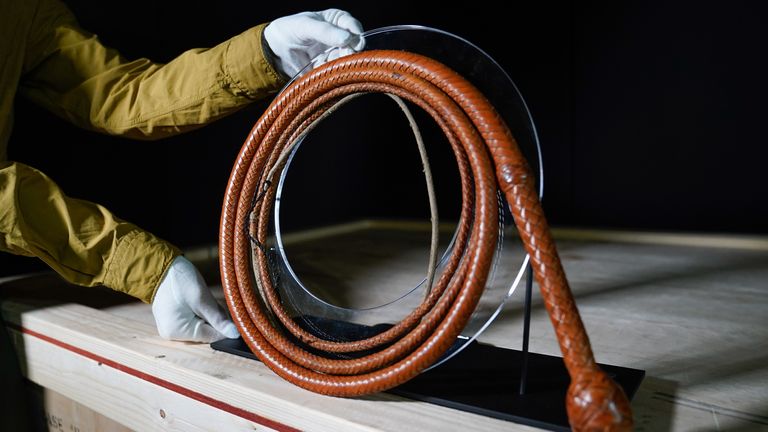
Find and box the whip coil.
[219,50,633,431]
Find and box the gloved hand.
[264,8,365,78]
[152,256,240,343]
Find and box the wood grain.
[2,223,767,431]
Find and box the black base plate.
[211,335,644,432]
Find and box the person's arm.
[18,0,284,140]
[9,0,364,343]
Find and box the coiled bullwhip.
[219,50,633,431]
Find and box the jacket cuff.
[224,23,286,99]
[103,229,181,303]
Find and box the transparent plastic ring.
[259,25,543,370]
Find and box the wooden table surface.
[2,221,767,431]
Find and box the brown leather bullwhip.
[219,50,633,431]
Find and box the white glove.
[152,256,240,343]
[264,8,365,78]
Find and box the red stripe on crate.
[7,323,301,432]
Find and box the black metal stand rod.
[519,261,534,395]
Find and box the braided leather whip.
[219,50,633,431]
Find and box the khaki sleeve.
[0,161,180,303]
[19,0,285,140]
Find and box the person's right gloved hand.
[264,8,365,78]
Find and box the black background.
[4,1,767,276]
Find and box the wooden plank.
[2,224,768,431]
[229,217,768,250]
[34,385,133,432]
[550,227,768,251]
[477,239,768,431]
[2,300,532,432]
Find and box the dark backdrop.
[3,1,767,276]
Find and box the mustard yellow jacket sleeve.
[0,0,285,303]
[0,161,181,302]
[18,0,284,139]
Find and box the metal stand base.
[212,336,643,431]
[389,340,644,431]
[213,265,645,431]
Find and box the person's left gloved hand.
[152,256,240,343]
[264,8,365,78]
